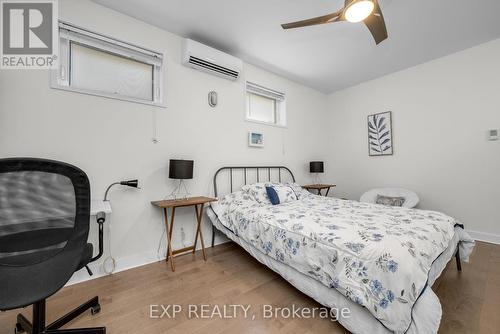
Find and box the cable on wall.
[102,180,140,274]
[152,109,159,144]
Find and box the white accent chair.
[360,188,420,208]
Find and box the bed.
[207,166,475,334]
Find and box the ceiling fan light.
[345,0,375,23]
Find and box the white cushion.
[242,183,272,204]
[266,184,298,205]
[360,188,419,208]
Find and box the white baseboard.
[66,239,230,286]
[466,229,500,245]
[66,251,161,286]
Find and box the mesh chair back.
[0,158,90,269]
[0,170,76,266]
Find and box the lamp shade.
[309,161,324,173]
[169,159,194,179]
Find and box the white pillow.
[266,184,298,205]
[242,182,273,204]
[285,182,311,199]
[242,182,304,204]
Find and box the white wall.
[326,39,500,242]
[0,0,329,282]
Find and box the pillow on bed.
[242,183,272,204]
[243,182,300,205]
[375,194,406,207]
[265,185,298,205]
[285,182,311,199]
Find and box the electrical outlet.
[488,129,499,141]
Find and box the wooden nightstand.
[151,196,217,272]
[302,184,336,197]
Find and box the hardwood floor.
[1,241,498,334]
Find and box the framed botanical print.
[368,111,393,156]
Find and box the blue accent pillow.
[266,186,280,205]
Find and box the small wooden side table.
[151,196,217,272]
[302,184,336,197]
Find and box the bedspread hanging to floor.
[212,190,461,333]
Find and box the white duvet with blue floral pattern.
[212,189,457,333]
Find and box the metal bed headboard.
[213,166,296,198]
[211,166,295,246]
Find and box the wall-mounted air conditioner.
[181,39,242,81]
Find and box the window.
[246,82,286,127]
[51,22,164,107]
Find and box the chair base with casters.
[15,297,105,334]
[12,212,108,334]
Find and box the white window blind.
[246,82,286,127]
[246,82,285,101]
[71,43,154,101]
[52,21,164,107]
[247,93,276,124]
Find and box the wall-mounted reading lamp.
[104,179,139,201]
[92,179,139,274]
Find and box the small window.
[246,82,286,127]
[51,22,164,107]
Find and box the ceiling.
[92,0,500,93]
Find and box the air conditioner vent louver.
[182,39,242,81]
[188,56,239,79]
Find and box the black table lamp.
[309,161,324,184]
[169,159,194,199]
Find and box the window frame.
[50,21,165,108]
[245,81,286,128]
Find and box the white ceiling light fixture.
[344,0,375,23]
[281,0,387,45]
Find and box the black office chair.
[0,158,106,334]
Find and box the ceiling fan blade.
[281,10,343,29]
[363,0,388,44]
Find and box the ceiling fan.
[281,0,388,45]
